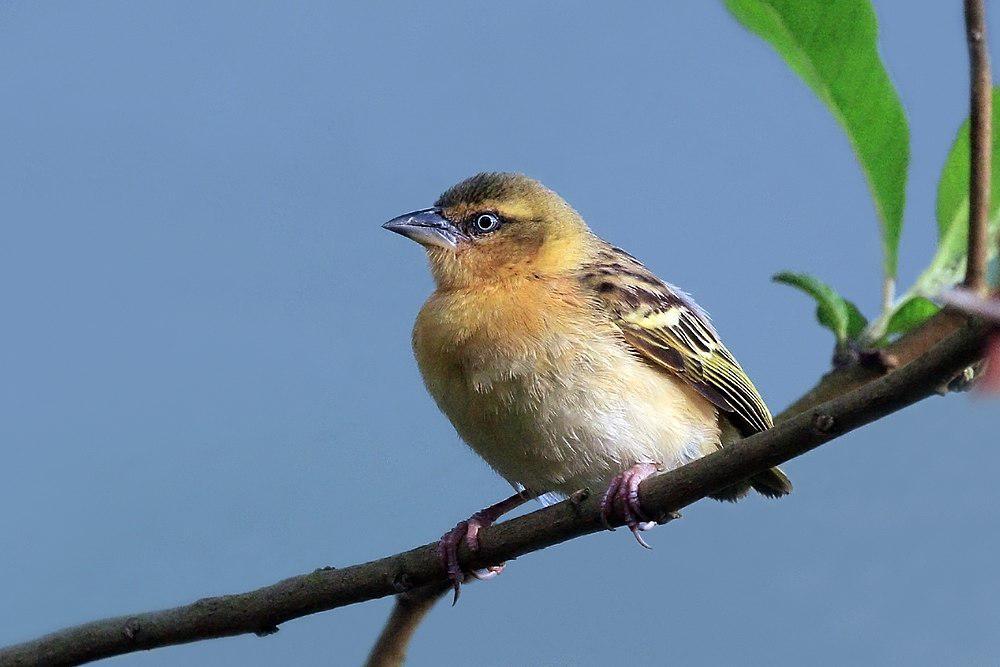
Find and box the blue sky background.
[1,2,997,665]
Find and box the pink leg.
[437,491,534,604]
[600,463,661,548]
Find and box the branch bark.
[0,319,987,667]
[964,0,993,292]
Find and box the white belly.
[418,329,721,495]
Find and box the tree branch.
[965,0,993,292]
[0,319,987,667]
[780,310,965,417]
[362,582,451,667]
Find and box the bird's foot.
[437,511,504,604]
[600,463,661,548]
[436,492,531,604]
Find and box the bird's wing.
[582,245,773,436]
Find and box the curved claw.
[630,524,653,549]
[599,463,660,546]
[599,476,622,531]
[434,492,532,604]
[436,520,469,604]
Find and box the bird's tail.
[750,466,793,498]
[711,420,793,501]
[708,465,792,502]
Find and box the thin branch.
[0,319,987,667]
[965,0,993,292]
[780,309,965,417]
[363,582,451,667]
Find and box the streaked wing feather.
[583,245,773,436]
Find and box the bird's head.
[383,172,591,290]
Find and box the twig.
[964,0,992,293]
[363,582,451,667]
[778,309,965,418]
[0,319,987,667]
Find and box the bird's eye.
[472,213,501,234]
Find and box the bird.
[383,172,791,600]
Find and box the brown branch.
[0,318,987,667]
[965,0,993,292]
[363,582,451,667]
[780,310,965,417]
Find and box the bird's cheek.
[426,248,472,289]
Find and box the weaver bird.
[384,173,790,599]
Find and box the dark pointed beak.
[382,208,466,250]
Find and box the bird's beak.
[382,208,467,250]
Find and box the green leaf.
[883,296,940,338]
[915,87,1000,295]
[844,300,868,340]
[725,0,910,278]
[774,271,868,343]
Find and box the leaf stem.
[881,275,896,316]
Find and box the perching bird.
[384,172,790,599]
